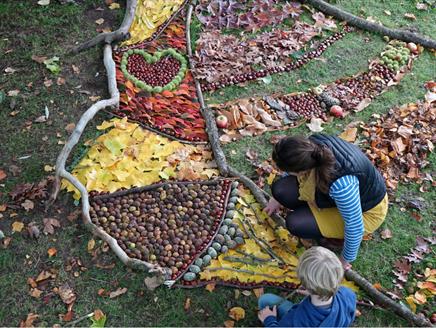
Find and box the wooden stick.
[64,312,94,327]
[305,0,436,49]
[345,269,431,327]
[186,3,229,175]
[71,0,138,54]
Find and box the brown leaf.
[34,115,47,123]
[0,169,7,181]
[109,287,127,298]
[87,239,96,252]
[0,204,6,212]
[224,320,235,328]
[20,313,38,327]
[184,297,191,311]
[95,18,105,25]
[43,79,53,88]
[63,310,74,322]
[30,288,43,298]
[27,277,37,288]
[94,309,105,321]
[205,282,216,292]
[35,270,55,282]
[404,13,417,20]
[32,55,47,63]
[253,288,264,298]
[9,164,21,176]
[339,127,357,142]
[373,282,382,290]
[144,276,163,291]
[21,199,34,211]
[58,284,76,304]
[56,77,66,85]
[12,221,25,232]
[43,218,60,234]
[27,223,40,239]
[380,228,393,239]
[72,65,80,74]
[354,98,371,112]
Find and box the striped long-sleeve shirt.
[329,175,364,262]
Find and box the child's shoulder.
[337,286,357,301]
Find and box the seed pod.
[189,265,201,274]
[235,229,244,238]
[194,258,203,267]
[226,240,237,249]
[214,234,225,244]
[219,225,229,235]
[208,247,218,258]
[225,210,235,219]
[212,242,221,251]
[234,237,245,245]
[230,189,238,197]
[231,181,239,188]
[224,234,232,242]
[183,272,197,281]
[227,203,235,210]
[221,245,229,253]
[223,218,233,225]
[228,227,236,237]
[229,197,238,203]
[202,254,212,265]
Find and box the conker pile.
[89,180,232,280]
[326,63,395,110]
[280,93,327,121]
[127,54,182,87]
[201,29,351,92]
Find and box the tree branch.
[345,270,432,327]
[305,0,436,49]
[71,0,138,54]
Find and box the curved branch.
[185,3,229,175]
[345,270,432,327]
[47,45,170,279]
[305,0,436,49]
[71,0,138,54]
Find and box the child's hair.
[297,246,344,301]
[272,135,336,193]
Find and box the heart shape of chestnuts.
[121,48,187,93]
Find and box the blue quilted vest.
[309,134,386,212]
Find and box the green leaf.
[260,75,272,84]
[43,56,61,74]
[103,138,124,155]
[0,90,5,104]
[90,313,107,328]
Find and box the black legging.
[271,175,323,239]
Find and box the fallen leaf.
[373,282,382,290]
[224,320,235,328]
[43,57,61,74]
[306,117,324,132]
[27,277,37,288]
[31,55,48,63]
[89,95,101,102]
[47,247,57,257]
[12,221,25,232]
[5,67,17,74]
[354,98,372,112]
[8,90,20,97]
[56,77,66,85]
[27,223,40,239]
[339,127,357,142]
[63,310,73,322]
[35,270,54,282]
[144,276,163,291]
[205,282,216,292]
[37,0,50,5]
[109,287,127,298]
[87,239,96,252]
[184,298,191,311]
[416,2,428,10]
[380,228,393,239]
[0,170,6,181]
[253,288,264,298]
[34,115,47,123]
[20,313,38,327]
[30,288,43,298]
[43,218,60,234]
[58,284,76,304]
[404,13,416,20]
[108,2,120,9]
[241,290,252,297]
[9,165,21,176]
[95,18,105,25]
[405,295,416,313]
[21,199,34,211]
[0,204,6,212]
[44,165,54,172]
[229,307,245,321]
[384,10,391,16]
[72,65,80,74]
[90,309,106,327]
[413,291,427,304]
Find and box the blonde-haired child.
[258,246,356,327]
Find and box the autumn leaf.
[12,221,24,232]
[43,218,60,234]
[253,288,264,298]
[144,276,163,291]
[405,295,416,313]
[90,309,107,328]
[184,298,191,311]
[229,307,245,321]
[224,320,235,328]
[30,288,42,298]
[339,127,357,143]
[88,239,96,252]
[0,169,6,181]
[47,247,57,257]
[109,287,127,298]
[307,117,324,132]
[21,199,34,211]
[205,282,216,292]
[380,228,393,239]
[20,313,38,327]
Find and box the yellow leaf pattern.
[63,118,218,199]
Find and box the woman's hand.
[258,306,277,323]
[264,197,283,216]
[339,256,352,271]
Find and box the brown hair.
[272,135,336,193]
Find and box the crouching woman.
[265,134,388,270]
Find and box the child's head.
[297,246,344,300]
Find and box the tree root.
[71,0,138,54]
[305,0,436,49]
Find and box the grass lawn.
[0,0,434,326]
